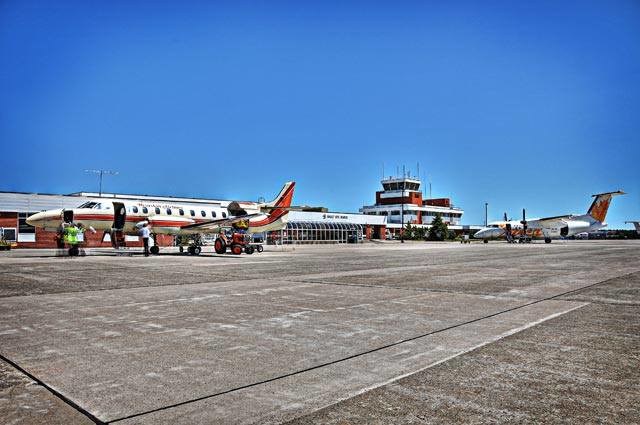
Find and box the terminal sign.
[322,214,349,221]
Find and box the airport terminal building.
[0,191,391,248]
[0,178,474,248]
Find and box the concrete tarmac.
[0,241,638,424]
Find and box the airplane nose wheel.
[150,245,160,255]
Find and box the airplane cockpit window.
[78,201,99,209]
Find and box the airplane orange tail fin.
[587,190,625,222]
[264,181,295,211]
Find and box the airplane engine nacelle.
[560,221,589,237]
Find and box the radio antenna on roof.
[84,169,119,197]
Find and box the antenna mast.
[84,169,119,197]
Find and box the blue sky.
[1,1,639,227]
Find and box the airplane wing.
[180,214,262,232]
[528,215,572,228]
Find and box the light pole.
[400,193,404,243]
[84,169,119,197]
[484,202,488,226]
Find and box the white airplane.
[626,221,640,234]
[26,182,295,254]
[474,190,625,243]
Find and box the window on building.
[1,228,16,241]
[132,206,139,213]
[18,212,36,235]
[17,212,36,242]
[155,207,161,214]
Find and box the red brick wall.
[8,219,175,249]
[424,198,451,207]
[0,212,17,228]
[376,191,423,206]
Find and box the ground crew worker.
[65,224,79,256]
[140,222,150,256]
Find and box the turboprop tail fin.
[587,190,625,222]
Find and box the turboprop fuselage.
[474,190,624,243]
[474,215,602,240]
[26,182,295,236]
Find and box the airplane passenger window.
[211,211,216,218]
[190,210,195,217]
[222,212,227,218]
[132,206,139,213]
[200,210,206,217]
[142,207,148,214]
[179,209,184,216]
[167,208,172,215]
[155,207,161,214]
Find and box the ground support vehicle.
[214,232,261,255]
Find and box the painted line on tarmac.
[0,353,105,425]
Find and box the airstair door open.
[63,209,74,223]
[113,202,126,230]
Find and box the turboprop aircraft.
[474,190,625,243]
[26,182,295,254]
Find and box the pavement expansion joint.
[101,281,613,422]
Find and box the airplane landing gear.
[150,245,160,255]
[188,246,202,255]
[544,238,552,244]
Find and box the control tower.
[360,176,463,234]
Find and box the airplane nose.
[26,212,44,226]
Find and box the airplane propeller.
[504,211,513,242]
[521,208,528,233]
